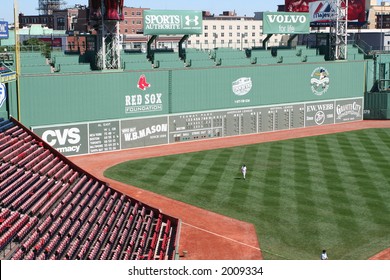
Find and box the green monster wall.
[170,61,364,113]
[19,60,365,129]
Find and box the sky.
[0,0,282,23]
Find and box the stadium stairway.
[0,117,180,260]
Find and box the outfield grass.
[104,128,390,260]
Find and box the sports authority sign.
[143,10,203,35]
[263,12,310,34]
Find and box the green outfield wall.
[19,60,365,128]
[170,61,364,113]
[31,96,363,156]
[16,59,365,156]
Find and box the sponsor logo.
[0,83,6,107]
[267,14,308,24]
[336,102,362,119]
[144,14,180,25]
[310,67,330,96]
[122,124,168,141]
[144,14,200,30]
[306,103,334,112]
[137,74,151,91]
[314,111,326,125]
[125,75,163,114]
[185,15,200,26]
[311,1,335,21]
[232,77,252,96]
[41,128,82,153]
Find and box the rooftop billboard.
[143,10,203,35]
[263,12,310,34]
[285,0,366,25]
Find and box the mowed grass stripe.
[104,128,390,260]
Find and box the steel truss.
[329,0,348,60]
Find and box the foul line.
[182,221,261,251]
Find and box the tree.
[22,38,51,58]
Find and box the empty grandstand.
[0,118,180,260]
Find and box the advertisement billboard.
[0,21,9,39]
[263,12,310,34]
[286,0,366,25]
[285,0,317,12]
[143,10,203,35]
[309,0,366,25]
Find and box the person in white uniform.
[241,164,247,180]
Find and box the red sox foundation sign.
[125,75,163,114]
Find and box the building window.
[237,26,240,30]
[245,26,248,30]
[229,33,233,37]
[252,32,255,37]
[213,25,216,30]
[205,33,208,37]
[252,25,256,29]
[221,25,224,30]
[237,32,240,37]
[205,40,208,44]
[221,33,224,37]
[229,25,233,30]
[188,40,191,45]
[205,25,208,30]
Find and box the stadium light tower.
[89,0,124,70]
[329,0,348,60]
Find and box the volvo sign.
[263,12,310,34]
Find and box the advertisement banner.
[143,10,203,35]
[120,116,169,149]
[0,21,9,39]
[285,0,318,12]
[285,0,366,25]
[263,12,310,34]
[335,98,363,123]
[305,101,335,127]
[33,123,89,156]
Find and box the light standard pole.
[213,33,218,48]
[241,33,246,50]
